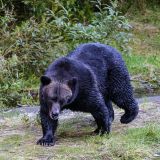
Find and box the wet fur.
[37,43,139,146]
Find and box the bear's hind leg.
[108,65,139,124]
[111,93,139,124]
[120,101,138,124]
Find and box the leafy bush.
[0,1,132,108]
[1,0,159,23]
[67,4,132,51]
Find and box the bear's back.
[44,43,127,99]
[68,43,122,69]
[46,43,124,79]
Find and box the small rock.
[154,152,160,157]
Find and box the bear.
[37,43,139,146]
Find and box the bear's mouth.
[49,112,59,120]
[52,115,59,120]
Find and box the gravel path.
[1,95,160,122]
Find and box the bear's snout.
[51,113,59,120]
[49,103,60,120]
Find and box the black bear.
[37,43,139,146]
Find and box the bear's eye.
[66,95,71,100]
[64,96,71,104]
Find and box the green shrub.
[0,1,132,108]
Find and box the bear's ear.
[67,77,79,103]
[40,75,51,85]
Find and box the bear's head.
[40,75,78,120]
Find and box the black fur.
[37,43,139,146]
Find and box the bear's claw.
[120,108,139,124]
[37,137,55,146]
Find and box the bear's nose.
[52,113,58,117]
[51,113,59,120]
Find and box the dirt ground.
[0,96,160,160]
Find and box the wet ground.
[2,95,160,120]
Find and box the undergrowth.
[0,1,132,108]
[0,1,160,108]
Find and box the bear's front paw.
[94,128,100,134]
[100,123,111,135]
[37,136,55,146]
[90,128,100,136]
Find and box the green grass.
[123,53,160,76]
[129,7,160,28]
[121,7,160,91]
[0,117,159,160]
